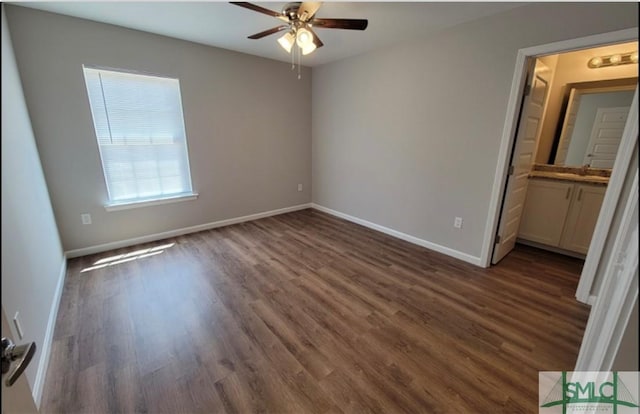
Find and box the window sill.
[104,193,199,212]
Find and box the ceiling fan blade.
[298,2,322,22]
[309,28,324,48]
[248,25,289,39]
[311,18,368,30]
[230,2,284,18]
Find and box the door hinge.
[495,235,501,244]
[508,165,515,175]
[524,84,531,96]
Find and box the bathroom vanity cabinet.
[518,178,606,255]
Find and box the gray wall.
[1,4,65,397]
[565,90,634,166]
[5,5,312,252]
[312,2,638,259]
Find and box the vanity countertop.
[528,170,609,185]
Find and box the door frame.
[480,28,638,294]
[575,170,638,371]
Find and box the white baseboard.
[311,203,483,267]
[32,256,67,408]
[65,203,312,258]
[587,295,597,306]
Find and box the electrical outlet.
[298,184,303,192]
[81,213,92,225]
[454,217,463,229]
[13,312,24,340]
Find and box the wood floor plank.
[41,209,590,413]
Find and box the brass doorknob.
[1,337,36,387]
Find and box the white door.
[584,106,630,169]
[1,308,38,414]
[492,60,552,264]
[554,88,582,165]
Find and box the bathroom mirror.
[552,85,635,169]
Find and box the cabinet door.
[559,184,607,254]
[518,179,574,246]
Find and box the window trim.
[104,192,199,212]
[83,64,180,82]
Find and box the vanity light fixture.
[588,50,638,68]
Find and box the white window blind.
[83,66,194,205]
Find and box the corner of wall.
[31,256,67,408]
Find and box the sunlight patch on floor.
[80,243,175,273]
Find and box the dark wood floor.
[42,209,590,413]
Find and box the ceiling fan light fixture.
[301,42,317,55]
[231,2,369,76]
[277,31,295,53]
[296,27,313,48]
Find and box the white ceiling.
[11,2,525,66]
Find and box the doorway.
[480,29,638,304]
[494,43,637,267]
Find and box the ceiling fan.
[230,2,368,56]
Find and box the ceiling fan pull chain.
[297,48,301,80]
[291,44,295,70]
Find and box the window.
[83,66,195,209]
